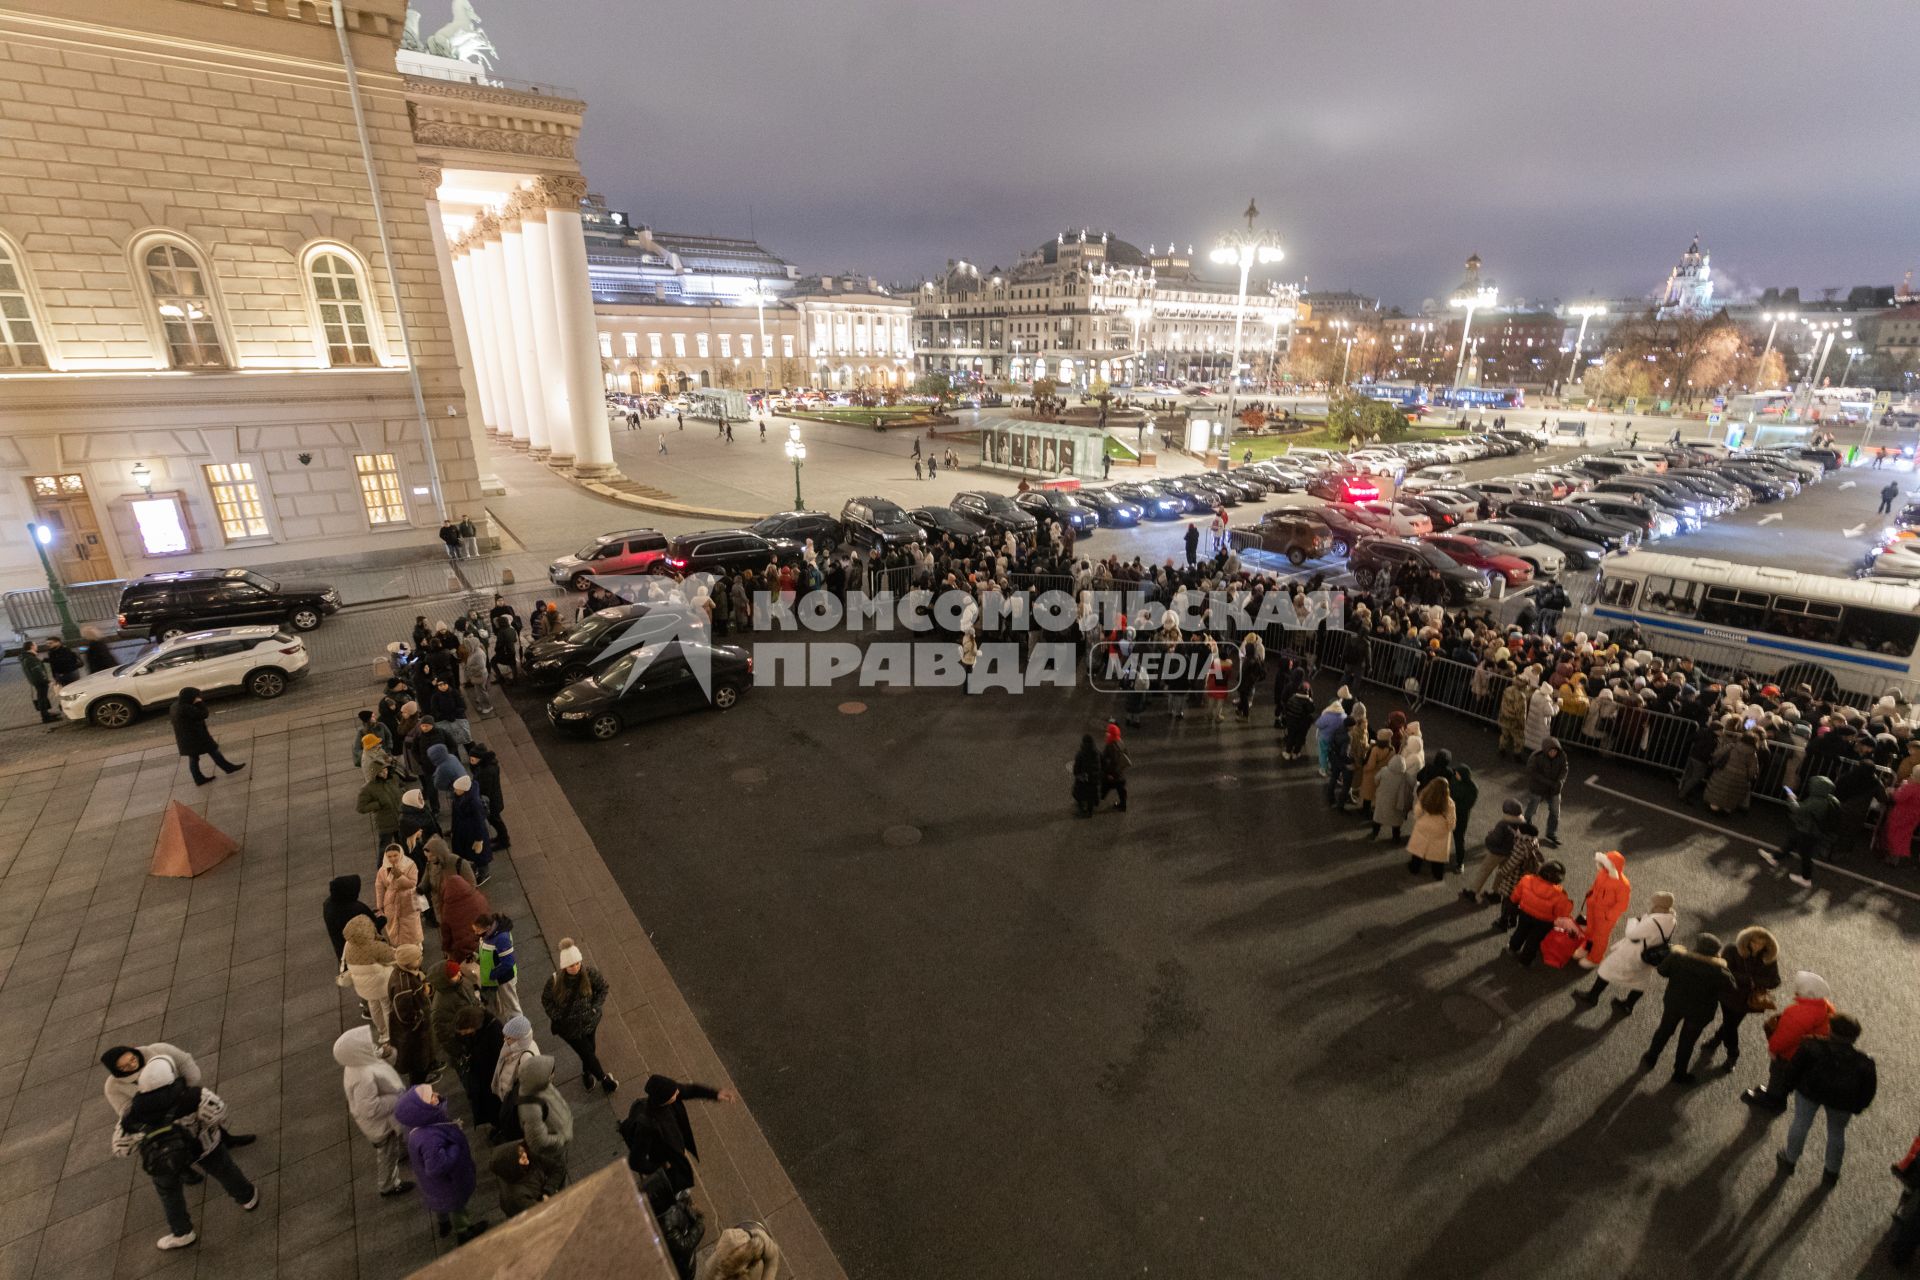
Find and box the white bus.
[1810,386,1875,423]
[1726,390,1792,421]
[1588,551,1920,699]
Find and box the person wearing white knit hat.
[541,937,617,1096]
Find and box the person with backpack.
[1742,971,1835,1113]
[1778,1013,1878,1182]
[1638,932,1737,1086]
[111,1058,259,1250]
[1573,891,1678,1014]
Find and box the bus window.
[1762,596,1842,646]
[1643,576,1700,618]
[1837,607,1920,656]
[1600,577,1637,608]
[1698,586,1770,630]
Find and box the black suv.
[749,510,842,550]
[1013,489,1099,533]
[117,568,340,640]
[839,496,927,548]
[951,491,1038,534]
[1349,537,1490,604]
[660,529,801,575]
[522,604,686,685]
[1501,499,1637,551]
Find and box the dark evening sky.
[463,0,1917,308]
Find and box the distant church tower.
[1657,235,1714,319]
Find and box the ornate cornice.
[411,119,575,161]
[472,210,503,243]
[400,73,585,114]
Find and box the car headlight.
[560,710,590,720]
[59,691,82,702]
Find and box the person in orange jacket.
[1507,860,1572,966]
[1576,849,1631,968]
[1741,970,1833,1114]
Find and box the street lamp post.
[1756,310,1795,389]
[1841,345,1864,386]
[1562,304,1606,387]
[1449,283,1499,391]
[1208,200,1286,447]
[784,424,806,508]
[1331,319,1357,386]
[746,281,772,392]
[26,523,80,644]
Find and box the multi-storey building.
[916,231,1295,390]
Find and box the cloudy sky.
[468,0,1917,308]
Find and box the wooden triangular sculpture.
[149,801,239,877]
[407,1161,679,1279]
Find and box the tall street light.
[1756,310,1795,388]
[1331,319,1357,386]
[1562,303,1606,386]
[1798,319,1843,418]
[744,281,773,391]
[1449,282,1498,390]
[26,523,80,643]
[784,423,806,508]
[1208,199,1285,438]
[1841,345,1864,386]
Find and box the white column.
[451,249,502,441]
[473,215,530,447]
[422,173,503,494]
[498,210,551,457]
[515,195,576,467]
[538,175,616,477]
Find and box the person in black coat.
[324,875,378,961]
[465,743,510,848]
[618,1073,738,1194]
[83,632,119,674]
[170,689,244,785]
[43,637,82,685]
[1778,1013,1877,1180]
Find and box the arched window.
[0,239,48,368]
[308,250,377,366]
[142,243,226,368]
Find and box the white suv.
[58,626,309,728]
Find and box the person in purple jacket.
[393,1084,487,1243]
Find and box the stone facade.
[0,0,484,589]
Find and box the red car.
[1306,472,1381,503]
[1421,534,1535,587]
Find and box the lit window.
[353,453,407,525]
[624,332,638,357]
[672,333,686,358]
[203,462,268,540]
[0,240,48,368]
[719,334,731,358]
[648,333,662,358]
[696,334,710,358]
[741,335,753,359]
[130,496,191,556]
[783,334,794,358]
[598,332,613,359]
[308,251,377,366]
[143,243,226,368]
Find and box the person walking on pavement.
[1523,736,1568,847]
[1699,926,1781,1073]
[1742,970,1834,1113]
[112,1058,259,1250]
[542,938,617,1095]
[1184,521,1200,567]
[465,742,511,849]
[82,627,118,674]
[1575,849,1631,968]
[1880,481,1901,514]
[1765,775,1838,888]
[1100,721,1131,811]
[19,640,55,723]
[334,1025,415,1198]
[170,688,244,786]
[1777,1013,1877,1183]
[1574,891,1677,1013]
[1071,734,1100,817]
[1637,932,1736,1085]
[450,775,493,885]
[458,514,478,558]
[617,1074,740,1195]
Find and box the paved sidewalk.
[0,685,842,1280]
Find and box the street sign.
[1706,412,1723,427]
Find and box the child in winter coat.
[394,1084,484,1242]
[333,1026,413,1196]
[1507,861,1573,965]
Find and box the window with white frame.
[672,333,686,358]
[353,453,407,525]
[598,332,613,359]
[783,334,795,358]
[143,242,226,368]
[624,332,638,357]
[696,333,709,358]
[203,462,269,539]
[719,334,731,358]
[308,250,377,366]
[649,333,662,358]
[0,240,48,368]
[741,335,753,359]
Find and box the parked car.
[547,529,671,591]
[546,640,752,739]
[1013,489,1100,532]
[522,605,689,685]
[116,568,340,640]
[1295,506,1372,558]
[1446,523,1567,579]
[951,490,1040,533]
[660,529,801,575]
[1107,482,1187,519]
[1403,464,1466,490]
[1306,472,1381,503]
[1075,488,1146,526]
[1163,476,1238,508]
[909,506,990,540]
[1348,537,1491,603]
[840,496,928,548]
[59,626,308,728]
[1344,500,1433,537]
[748,510,843,550]
[1421,534,1535,587]
[1241,462,1309,492]
[1569,493,1679,539]
[1398,493,1467,531]
[1230,512,1333,565]
[1480,518,1606,570]
[1500,499,1639,551]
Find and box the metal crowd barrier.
[3,579,128,647]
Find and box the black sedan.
[950,490,1039,534]
[749,510,842,550]
[546,640,752,739]
[1109,482,1188,519]
[910,506,989,541]
[523,605,690,685]
[1014,489,1100,532]
[1076,488,1145,527]
[1167,475,1238,507]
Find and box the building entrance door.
[26,473,111,583]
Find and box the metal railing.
[3,579,128,644]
